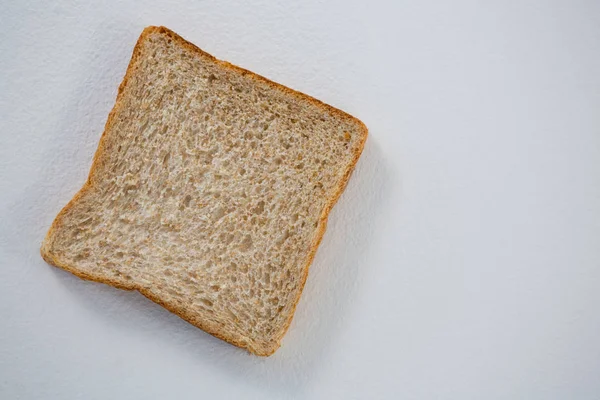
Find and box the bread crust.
[40,26,368,356]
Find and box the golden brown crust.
[40,26,368,357]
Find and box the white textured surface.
[1,0,600,399]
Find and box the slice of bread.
[41,26,367,356]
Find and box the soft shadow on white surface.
[48,137,392,395]
[2,25,394,396]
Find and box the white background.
[1,1,600,399]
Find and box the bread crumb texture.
[41,26,367,356]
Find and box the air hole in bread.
[239,234,253,252]
[200,298,213,307]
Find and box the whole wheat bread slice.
[41,26,367,356]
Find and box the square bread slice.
[41,26,367,356]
